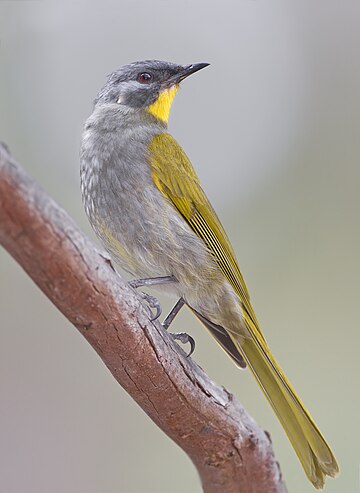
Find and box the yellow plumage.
[148,86,179,123]
[148,132,339,489]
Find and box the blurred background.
[0,1,359,492]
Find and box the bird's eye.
[138,72,152,83]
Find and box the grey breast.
[80,103,218,288]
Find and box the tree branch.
[0,142,287,493]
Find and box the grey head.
[94,60,210,109]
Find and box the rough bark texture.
[0,142,287,493]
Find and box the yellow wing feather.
[148,132,339,488]
[149,133,264,341]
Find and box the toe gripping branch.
[129,277,195,357]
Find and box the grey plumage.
[81,103,223,299]
[80,60,245,350]
[81,100,247,369]
[80,61,339,488]
[94,60,185,107]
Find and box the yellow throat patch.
[147,85,179,123]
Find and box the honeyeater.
[80,60,339,488]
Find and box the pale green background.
[0,1,359,492]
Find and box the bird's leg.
[129,276,176,321]
[129,275,176,289]
[130,278,195,357]
[162,298,195,358]
[162,297,185,330]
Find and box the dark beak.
[167,62,210,85]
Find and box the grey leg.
[162,298,195,358]
[129,278,195,357]
[129,276,176,289]
[162,298,185,330]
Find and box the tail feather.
[235,326,339,489]
[191,308,247,368]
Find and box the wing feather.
[148,133,264,341]
[148,133,340,487]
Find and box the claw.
[171,332,196,358]
[128,277,176,322]
[128,280,194,356]
[138,291,162,321]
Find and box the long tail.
[234,323,339,489]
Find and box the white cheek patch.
[117,96,123,104]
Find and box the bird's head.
[95,60,209,124]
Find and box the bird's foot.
[161,297,194,357]
[129,281,194,356]
[134,290,162,321]
[169,332,195,358]
[129,276,177,321]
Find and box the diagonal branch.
[0,142,287,493]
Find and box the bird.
[80,60,339,489]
